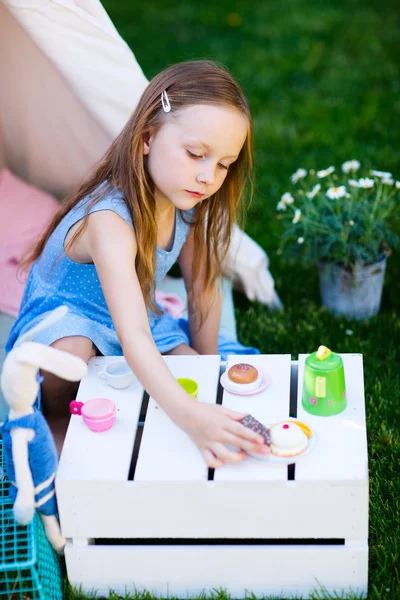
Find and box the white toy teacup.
[98,361,135,389]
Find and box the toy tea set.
[69,364,199,432]
[220,345,347,464]
[70,344,347,465]
[69,360,135,432]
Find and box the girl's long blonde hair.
[22,60,254,320]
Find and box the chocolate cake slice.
[239,414,271,445]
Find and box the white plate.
[246,418,318,465]
[220,369,270,396]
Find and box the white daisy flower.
[326,186,347,199]
[297,237,304,244]
[358,178,374,189]
[290,168,307,184]
[306,183,321,198]
[348,179,360,187]
[317,166,335,178]
[382,177,394,185]
[281,192,295,205]
[292,209,302,224]
[276,200,287,211]
[396,181,400,189]
[371,170,392,178]
[342,160,360,173]
[348,220,354,226]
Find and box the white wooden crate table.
[56,353,368,599]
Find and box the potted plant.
[276,161,400,319]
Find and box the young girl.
[7,60,270,467]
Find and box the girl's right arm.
[85,210,269,467]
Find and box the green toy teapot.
[302,346,346,416]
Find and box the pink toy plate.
[220,369,270,396]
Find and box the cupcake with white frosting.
[270,421,308,457]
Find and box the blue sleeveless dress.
[6,184,259,358]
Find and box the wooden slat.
[296,354,368,483]
[58,480,368,539]
[65,543,368,599]
[56,357,144,483]
[217,354,292,481]
[134,355,221,481]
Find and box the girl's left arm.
[178,227,222,355]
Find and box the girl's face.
[144,104,248,212]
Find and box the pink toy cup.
[70,398,116,432]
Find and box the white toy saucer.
[220,369,270,396]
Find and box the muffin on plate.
[226,363,262,393]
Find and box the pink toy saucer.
[220,369,270,396]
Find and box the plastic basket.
[0,437,63,599]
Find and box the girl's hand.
[178,401,271,468]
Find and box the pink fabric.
[0,168,184,320]
[0,169,59,316]
[155,290,185,319]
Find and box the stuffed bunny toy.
[0,306,88,553]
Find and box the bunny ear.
[15,343,88,382]
[14,306,69,348]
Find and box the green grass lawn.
[65,0,400,598]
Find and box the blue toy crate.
[0,437,63,599]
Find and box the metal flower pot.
[318,255,387,319]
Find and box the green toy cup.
[302,348,346,416]
[177,378,199,399]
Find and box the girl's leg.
[41,336,96,455]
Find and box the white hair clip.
[161,90,171,113]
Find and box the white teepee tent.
[0,0,280,307]
[0,0,148,197]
